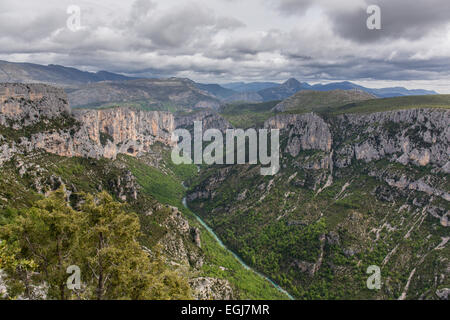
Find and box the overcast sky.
[1,0,450,92]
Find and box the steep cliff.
[334,109,449,172]
[0,83,175,164]
[265,109,449,174]
[265,113,332,155]
[188,106,449,300]
[0,83,70,128]
[175,110,232,132]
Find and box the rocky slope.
[188,106,449,300]
[0,83,238,300]
[333,109,450,172]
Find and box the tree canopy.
[0,188,191,300]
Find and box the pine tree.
[76,191,191,300]
[0,188,192,300]
[0,188,81,299]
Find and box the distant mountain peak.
[284,78,300,85]
[283,78,311,90]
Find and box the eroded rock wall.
[0,83,175,162]
[264,109,449,173]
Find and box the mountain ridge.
[0,60,134,86]
[273,89,376,113]
[0,61,439,105]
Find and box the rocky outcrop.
[436,288,449,300]
[110,170,139,201]
[264,108,449,173]
[189,277,234,300]
[175,110,232,132]
[265,113,332,156]
[383,175,449,201]
[0,83,70,128]
[336,108,450,172]
[0,269,48,300]
[0,84,175,163]
[159,206,204,270]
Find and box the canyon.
[0,82,448,300]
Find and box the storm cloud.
[273,0,450,42]
[0,0,449,92]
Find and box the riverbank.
[182,196,294,300]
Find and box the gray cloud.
[129,1,244,48]
[273,0,450,42]
[335,1,450,42]
[0,0,449,92]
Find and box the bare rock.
[189,277,234,300]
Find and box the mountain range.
[0,60,134,86]
[222,82,281,93]
[66,78,221,110]
[0,61,438,107]
[213,78,438,102]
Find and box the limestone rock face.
[70,107,175,158]
[336,108,450,172]
[175,110,232,132]
[159,206,204,270]
[264,108,449,173]
[436,288,449,300]
[265,113,332,156]
[23,108,175,160]
[189,277,234,300]
[0,83,70,128]
[0,84,175,163]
